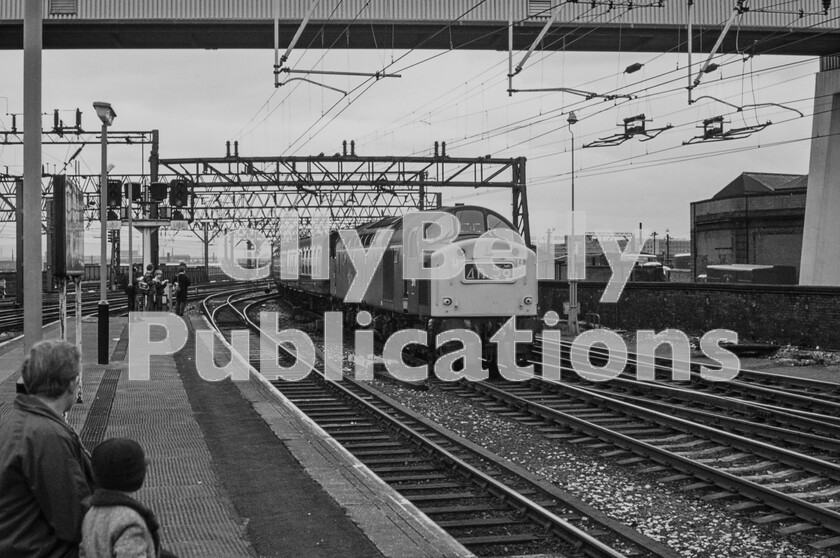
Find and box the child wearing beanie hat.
[80,438,176,558]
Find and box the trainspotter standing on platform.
[0,340,95,557]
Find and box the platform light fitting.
[567,111,578,126]
[93,102,116,126]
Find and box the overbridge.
[0,1,838,56]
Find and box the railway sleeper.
[435,517,525,528]
[342,442,406,450]
[752,512,795,524]
[352,449,417,457]
[657,439,709,450]
[324,427,381,436]
[377,473,450,483]
[406,492,481,502]
[394,482,464,491]
[673,446,730,458]
[763,476,825,490]
[616,457,650,466]
[792,485,840,499]
[681,482,715,492]
[368,464,439,474]
[420,504,507,515]
[334,434,393,442]
[543,433,583,440]
[695,452,752,464]
[741,468,804,481]
[811,535,840,549]
[456,533,546,546]
[777,522,821,535]
[702,490,741,502]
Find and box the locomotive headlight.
[523,296,533,305]
[442,297,453,306]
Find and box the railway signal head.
[169,180,189,207]
[125,182,142,202]
[106,179,122,208]
[149,182,168,202]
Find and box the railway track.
[200,293,680,558]
[0,280,266,333]
[0,291,129,332]
[626,339,840,407]
[533,337,840,448]
[419,334,840,550]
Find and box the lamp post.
[127,182,133,298]
[567,111,579,335]
[94,101,116,365]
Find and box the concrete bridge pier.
[800,56,840,286]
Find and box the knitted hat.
[92,438,147,492]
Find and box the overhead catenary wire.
[525,102,837,186]
[362,0,739,150]
[283,0,645,154]
[369,7,838,153]
[238,1,837,171]
[440,55,819,156]
[233,0,350,141]
[281,0,495,156]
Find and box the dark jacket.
[0,394,95,558]
[175,273,191,302]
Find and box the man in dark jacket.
[0,339,95,557]
[125,265,141,312]
[174,266,191,317]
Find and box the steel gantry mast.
[0,145,531,248]
[156,146,531,244]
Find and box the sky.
[0,42,820,261]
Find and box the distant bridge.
[1,1,838,56]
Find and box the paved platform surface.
[0,314,471,557]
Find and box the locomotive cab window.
[455,210,485,236]
[486,214,511,231]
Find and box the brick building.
[690,172,807,281]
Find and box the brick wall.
[538,280,840,348]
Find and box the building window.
[528,0,552,18]
[50,0,77,16]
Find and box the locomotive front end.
[429,235,537,319]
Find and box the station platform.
[0,314,471,558]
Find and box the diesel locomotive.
[272,205,539,364]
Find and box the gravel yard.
[367,377,837,558]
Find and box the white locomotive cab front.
[429,237,537,318]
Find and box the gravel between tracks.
[243,298,839,557]
[367,378,836,558]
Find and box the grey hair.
[22,339,81,399]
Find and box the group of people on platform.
[0,340,177,557]
[124,264,191,316]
